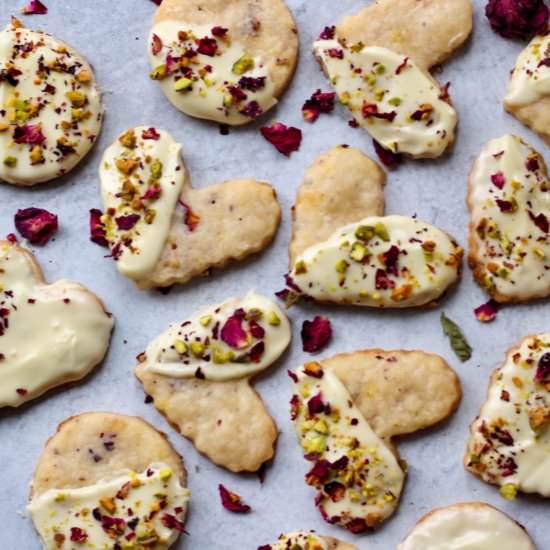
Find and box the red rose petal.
[305,460,332,484]
[474,299,500,323]
[290,394,300,420]
[197,37,218,57]
[528,210,549,233]
[382,245,400,275]
[21,0,47,15]
[319,26,335,40]
[142,127,161,140]
[240,100,263,118]
[307,393,326,415]
[534,352,550,382]
[115,214,140,231]
[249,341,265,363]
[69,527,88,543]
[302,89,336,123]
[301,316,332,353]
[491,171,506,189]
[6,233,18,243]
[375,269,395,290]
[178,200,200,231]
[14,208,58,245]
[160,514,186,532]
[373,139,402,169]
[142,185,161,201]
[218,484,251,513]
[248,320,265,339]
[89,209,108,247]
[13,123,46,145]
[495,198,514,213]
[362,102,396,122]
[486,0,549,39]
[324,481,346,502]
[261,123,302,157]
[151,33,162,55]
[211,26,228,38]
[238,76,266,92]
[221,309,248,349]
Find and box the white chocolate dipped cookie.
[289,350,461,533]
[135,291,291,472]
[0,18,103,186]
[504,32,550,148]
[258,531,357,550]
[466,333,550,499]
[468,134,550,303]
[149,0,298,125]
[29,412,189,550]
[0,241,113,408]
[97,126,281,289]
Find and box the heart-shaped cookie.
[135,291,291,472]
[286,146,463,308]
[96,126,281,289]
[466,333,550,499]
[468,134,550,303]
[149,0,298,125]
[0,242,113,408]
[504,33,550,148]
[259,531,358,550]
[289,350,461,533]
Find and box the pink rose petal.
[14,208,57,245]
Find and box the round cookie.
[0,19,103,186]
[259,531,358,550]
[398,502,535,550]
[149,0,298,125]
[29,412,188,549]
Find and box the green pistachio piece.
[388,97,401,106]
[150,158,163,180]
[174,77,193,92]
[190,341,205,358]
[350,242,369,262]
[232,54,255,75]
[268,311,281,326]
[150,64,167,80]
[355,225,375,242]
[65,90,87,107]
[174,339,187,354]
[3,156,17,167]
[499,483,518,501]
[374,222,390,241]
[335,259,349,273]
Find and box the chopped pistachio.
[30,145,44,165]
[350,242,369,262]
[174,339,187,354]
[375,64,386,74]
[75,69,92,84]
[150,158,163,180]
[174,77,193,92]
[232,53,255,75]
[150,64,167,80]
[350,42,365,53]
[190,341,205,358]
[355,225,375,242]
[213,347,235,364]
[200,315,212,327]
[374,222,390,241]
[65,90,87,107]
[335,259,349,273]
[499,483,518,501]
[246,308,263,321]
[295,260,307,274]
[3,156,17,167]
[268,311,281,326]
[388,97,401,106]
[159,468,172,481]
[119,129,137,149]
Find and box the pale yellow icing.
[28,463,190,550]
[289,215,462,308]
[143,291,291,381]
[469,134,550,300]
[466,333,550,498]
[313,41,456,158]
[268,531,329,550]
[398,504,534,550]
[0,22,103,186]
[99,126,185,282]
[149,22,276,124]
[0,243,113,408]
[505,32,550,107]
[290,362,404,531]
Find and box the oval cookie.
[259,531,358,550]
[0,19,103,186]
[135,292,291,472]
[149,0,298,125]
[29,412,189,549]
[0,241,113,408]
[398,502,535,550]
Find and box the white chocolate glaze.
[0,243,113,408]
[28,462,190,550]
[398,504,534,550]
[313,40,456,158]
[466,333,550,498]
[289,215,462,308]
[99,126,185,282]
[505,32,550,107]
[266,531,329,550]
[0,21,102,186]
[469,135,550,301]
[149,22,276,125]
[290,362,404,532]
[143,291,291,381]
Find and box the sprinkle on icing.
[504,32,550,107]
[99,127,185,282]
[313,40,457,158]
[289,215,463,308]
[260,531,329,550]
[466,334,550,498]
[0,242,113,408]
[28,463,190,550]
[289,363,405,533]
[468,135,550,301]
[149,23,276,124]
[141,292,291,381]
[0,20,102,185]
[398,504,535,550]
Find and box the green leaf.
[440,312,472,362]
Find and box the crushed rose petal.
[13,123,46,145]
[534,352,550,382]
[373,139,402,168]
[197,37,218,56]
[302,89,336,123]
[319,26,335,40]
[301,316,332,353]
[142,127,161,141]
[485,0,549,39]
[89,209,108,247]
[221,309,248,349]
[211,26,228,37]
[528,210,549,233]
[6,233,18,243]
[21,0,48,15]
[491,171,506,189]
[14,208,58,245]
[218,484,251,513]
[69,527,87,543]
[260,123,302,156]
[115,214,140,231]
[151,34,162,55]
[474,299,500,322]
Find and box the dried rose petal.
[345,518,369,534]
[13,123,46,145]
[373,139,402,168]
[348,118,359,128]
[142,127,161,140]
[474,299,500,322]
[197,37,218,56]
[307,393,326,415]
[261,123,302,157]
[21,0,47,15]
[324,481,346,502]
[535,352,550,382]
[238,76,266,91]
[218,484,251,513]
[319,26,335,40]
[362,102,396,122]
[495,198,514,212]
[301,316,332,353]
[528,210,549,233]
[115,214,140,231]
[142,186,161,201]
[248,320,265,339]
[395,57,409,74]
[14,208,58,245]
[382,245,400,275]
[161,514,186,532]
[228,85,247,102]
[89,209,108,247]
[150,0,162,4]
[491,171,506,189]
[327,48,344,59]
[6,233,17,243]
[331,456,349,470]
[178,200,200,231]
[305,460,331,484]
[249,341,265,363]
[303,362,324,378]
[525,156,540,171]
[486,0,549,39]
[221,309,248,349]
[69,527,87,543]
[240,100,263,118]
[151,33,162,55]
[211,26,228,37]
[375,269,395,290]
[302,89,336,123]
[165,54,179,75]
[287,370,298,383]
[290,394,300,420]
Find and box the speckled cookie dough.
[0,241,113,408]
[0,18,103,186]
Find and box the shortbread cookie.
[398,502,535,550]
[504,32,550,147]
[289,145,386,265]
[259,531,357,550]
[466,333,550,498]
[135,292,291,472]
[290,351,461,533]
[335,0,473,72]
[29,412,189,549]
[0,241,113,408]
[468,134,550,303]
[0,19,103,186]
[98,126,281,288]
[149,0,298,125]
[313,41,457,159]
